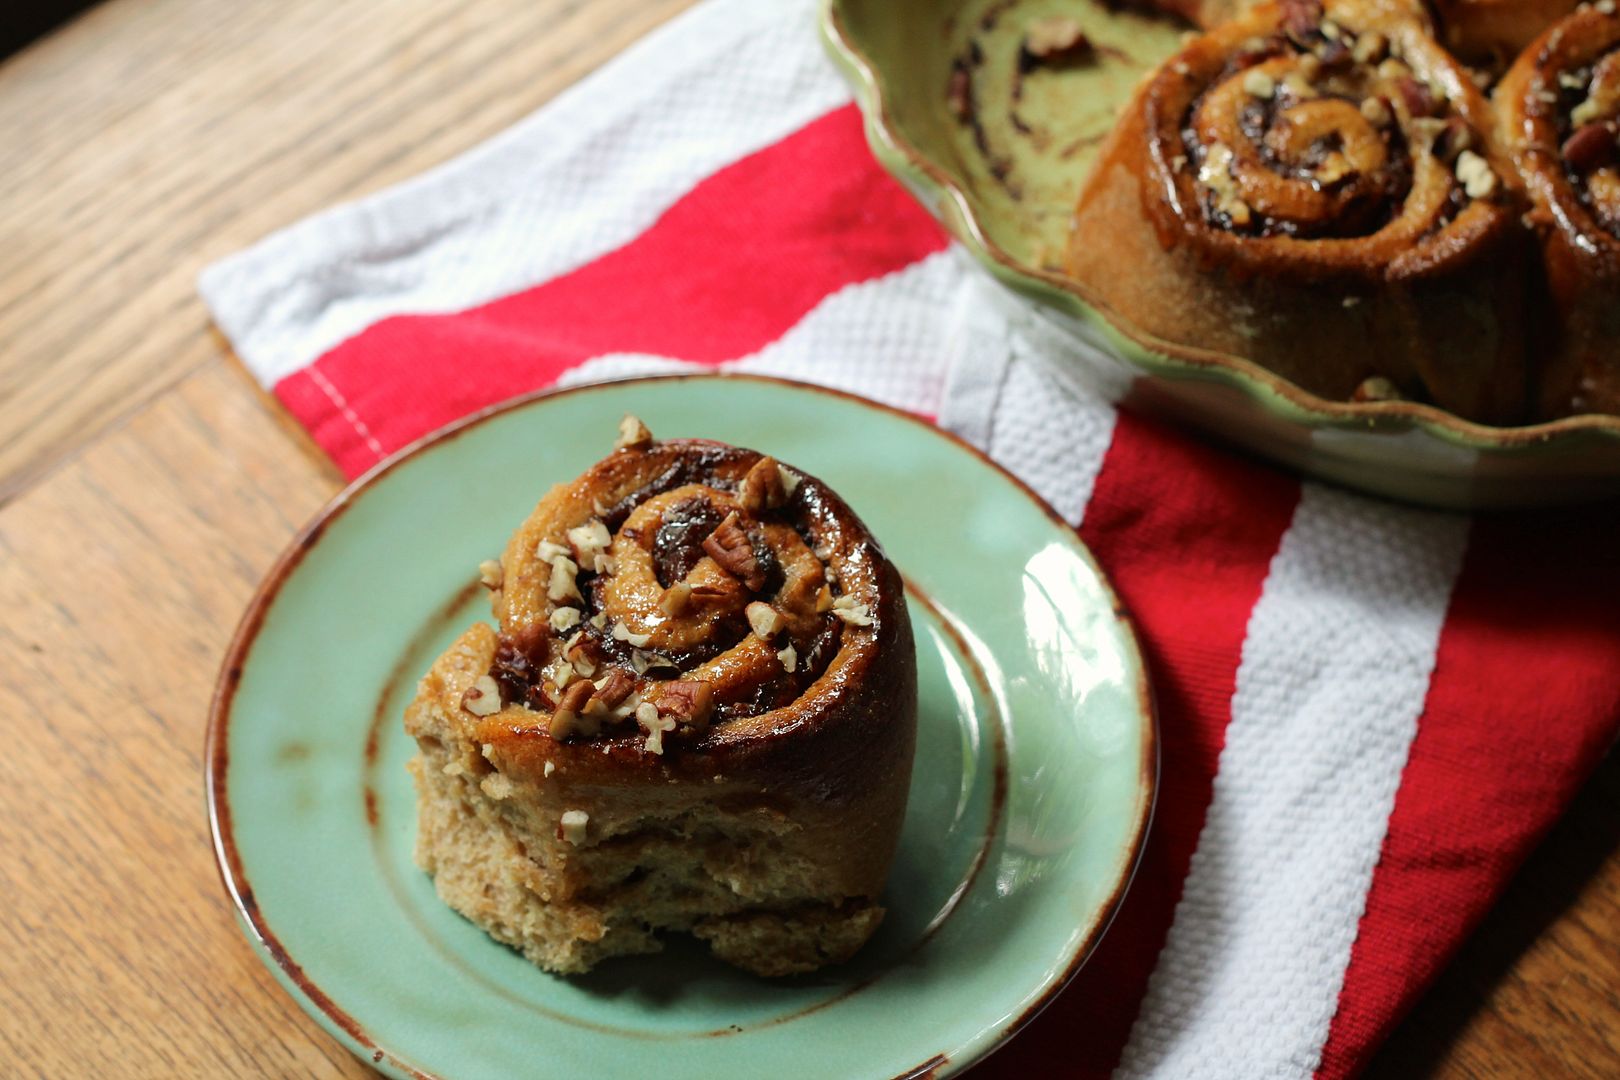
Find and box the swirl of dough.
[1497,3,1620,417]
[477,420,884,752]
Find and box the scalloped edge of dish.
[819,0,1620,457]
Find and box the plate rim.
[205,372,1159,1079]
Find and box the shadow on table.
[1368,749,1620,1076]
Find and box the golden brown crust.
[1495,5,1620,418]
[1066,0,1532,423]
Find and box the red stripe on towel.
[276,103,948,476]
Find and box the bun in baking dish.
[1495,3,1620,417]
[1065,0,1532,424]
[405,418,917,976]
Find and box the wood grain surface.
[0,0,1614,1076]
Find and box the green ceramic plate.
[207,374,1155,1079]
[822,0,1620,508]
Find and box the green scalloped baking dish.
[821,0,1620,509]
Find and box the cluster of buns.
[405,418,917,977]
[1060,0,1620,423]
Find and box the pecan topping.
[1564,122,1618,173]
[738,456,790,513]
[547,555,582,603]
[556,679,592,713]
[831,594,874,627]
[1455,150,1497,199]
[702,512,766,591]
[544,656,576,691]
[615,414,653,451]
[1396,77,1437,119]
[549,679,595,740]
[654,680,714,728]
[558,809,589,845]
[746,601,784,639]
[592,669,635,710]
[477,559,503,590]
[461,674,502,717]
[636,701,677,755]
[660,582,693,616]
[564,631,605,677]
[610,620,652,648]
[566,518,611,567]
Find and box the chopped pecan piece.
[566,518,611,566]
[549,679,596,739]
[636,701,677,755]
[547,555,582,603]
[746,601,784,639]
[564,630,605,677]
[1455,150,1497,199]
[660,582,693,616]
[831,594,874,627]
[1396,76,1437,119]
[555,679,592,713]
[702,512,766,591]
[1564,122,1618,173]
[654,680,714,729]
[615,414,653,451]
[477,559,503,590]
[610,621,652,648]
[738,456,790,513]
[559,809,589,845]
[592,669,636,710]
[461,674,502,717]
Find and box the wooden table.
[1,0,1615,1075]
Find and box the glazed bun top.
[461,415,910,765]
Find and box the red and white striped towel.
[199,1,1620,1075]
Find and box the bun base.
[405,625,905,976]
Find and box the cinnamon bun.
[405,416,917,976]
[1065,0,1532,423]
[1497,2,1620,417]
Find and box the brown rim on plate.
[205,372,1159,1078]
